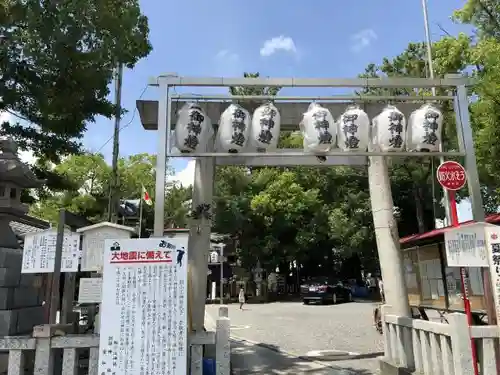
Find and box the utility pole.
[108,64,123,223]
[421,0,452,226]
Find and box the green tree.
[359,37,472,233]
[0,0,152,177]
[164,184,192,229]
[213,73,378,276]
[453,0,500,39]
[29,153,191,231]
[451,2,500,210]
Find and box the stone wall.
[0,247,45,335]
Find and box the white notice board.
[21,230,80,273]
[99,238,188,375]
[80,228,133,272]
[78,278,103,304]
[444,223,490,267]
[486,226,500,325]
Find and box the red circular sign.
[436,161,467,191]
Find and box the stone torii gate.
[136,74,491,366]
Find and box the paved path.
[206,301,384,374]
[230,339,350,375]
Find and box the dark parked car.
[300,277,353,305]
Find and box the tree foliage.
[30,153,191,232]
[211,73,378,277]
[0,0,152,169]
[22,1,500,280]
[212,8,500,275]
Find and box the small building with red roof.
[399,214,500,315]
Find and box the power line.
[96,84,149,153]
[3,85,149,156]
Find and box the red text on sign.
[110,250,172,263]
[436,161,467,191]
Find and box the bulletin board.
[402,243,487,314]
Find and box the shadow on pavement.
[230,339,377,375]
[301,351,384,362]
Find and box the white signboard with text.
[21,230,80,273]
[78,278,103,304]
[98,238,188,375]
[485,226,500,324]
[444,223,490,267]
[80,227,133,272]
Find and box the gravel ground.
[206,300,385,374]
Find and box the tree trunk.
[413,186,426,233]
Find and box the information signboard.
[485,226,500,325]
[444,222,490,267]
[98,238,188,375]
[78,278,103,304]
[21,230,80,273]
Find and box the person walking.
[378,277,385,303]
[238,287,246,310]
[366,273,377,299]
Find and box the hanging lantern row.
[174,102,443,154]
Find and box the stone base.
[204,343,216,359]
[379,357,414,375]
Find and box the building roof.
[164,228,189,233]
[76,221,137,234]
[400,213,500,245]
[10,220,49,237]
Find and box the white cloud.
[215,49,239,63]
[0,111,37,165]
[350,29,377,53]
[167,159,196,187]
[260,35,297,57]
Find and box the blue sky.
[80,0,474,222]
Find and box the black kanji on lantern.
[183,109,204,150]
[313,110,333,144]
[342,113,360,149]
[388,110,404,149]
[257,106,277,145]
[231,108,247,147]
[422,109,440,146]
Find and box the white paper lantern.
[250,102,281,150]
[217,104,251,153]
[337,105,370,152]
[174,103,213,153]
[372,105,406,152]
[407,104,443,152]
[300,103,336,153]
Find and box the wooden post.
[60,273,76,324]
[48,210,66,324]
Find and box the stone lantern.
[252,260,264,297]
[0,139,43,248]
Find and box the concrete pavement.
[205,309,362,374]
[205,301,384,374]
[230,338,363,375]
